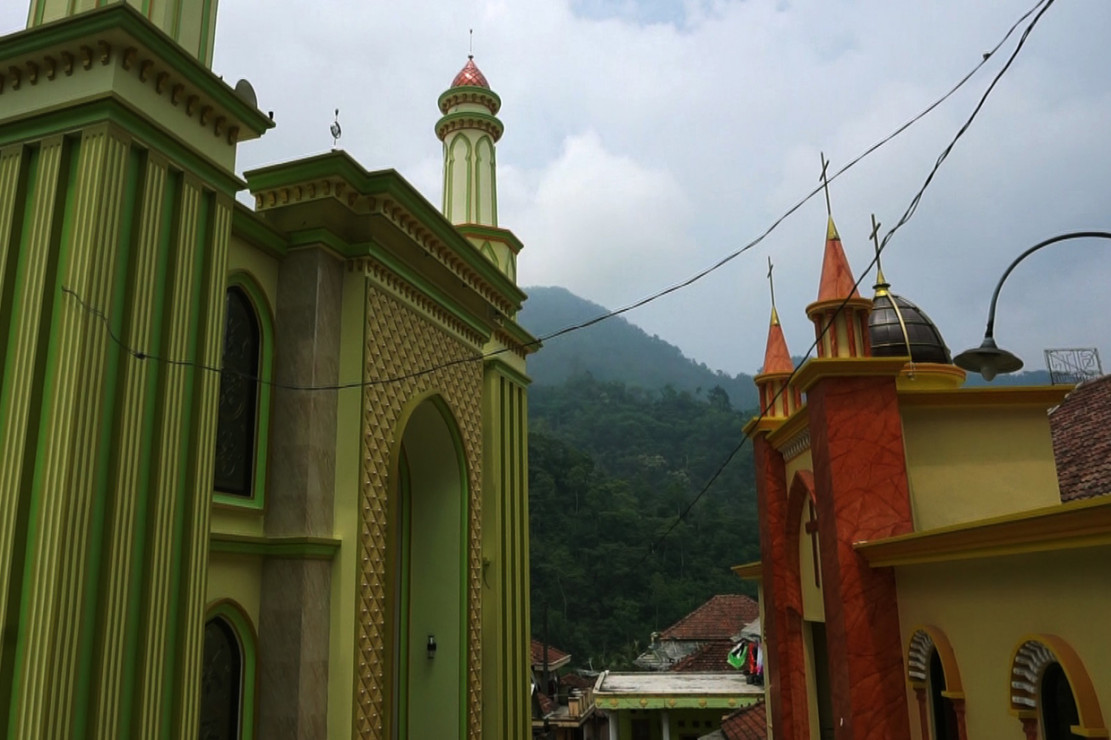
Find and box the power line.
[639,0,1056,563]
[60,0,1049,392]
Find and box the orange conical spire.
[763,310,794,375]
[816,216,859,302]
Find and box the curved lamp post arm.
[956,231,1111,380]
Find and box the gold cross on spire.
[819,152,832,216]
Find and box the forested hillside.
[519,286,759,410]
[528,376,760,669]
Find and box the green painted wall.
[400,399,467,739]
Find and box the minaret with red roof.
[437,54,525,283]
[436,55,504,228]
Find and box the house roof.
[661,595,760,641]
[594,671,764,706]
[1050,374,1111,502]
[718,701,768,740]
[670,639,737,673]
[531,639,571,670]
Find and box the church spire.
[437,54,503,228]
[756,259,801,419]
[805,155,872,359]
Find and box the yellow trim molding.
[855,495,1111,567]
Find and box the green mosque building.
[0,1,535,737]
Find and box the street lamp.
[954,231,1111,381]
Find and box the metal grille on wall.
[1044,348,1102,385]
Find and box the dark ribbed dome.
[869,291,952,364]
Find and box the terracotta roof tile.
[661,595,760,641]
[452,56,489,88]
[720,701,767,740]
[670,640,736,672]
[1050,374,1111,502]
[531,639,570,666]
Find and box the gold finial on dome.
[767,256,780,326]
[870,213,889,296]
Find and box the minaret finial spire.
[819,152,832,217]
[870,213,888,293]
[469,28,474,58]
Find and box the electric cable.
[59,0,1049,392]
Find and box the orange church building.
[738,216,1111,740]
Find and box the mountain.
[519,286,759,411]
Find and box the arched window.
[928,649,960,740]
[1009,636,1105,740]
[214,287,260,496]
[908,627,965,740]
[200,617,243,740]
[1041,663,1080,740]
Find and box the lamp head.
[954,335,1024,381]
[427,634,437,659]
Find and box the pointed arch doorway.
[389,396,468,739]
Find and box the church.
[738,213,1111,739]
[0,1,534,738]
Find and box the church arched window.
[214,286,261,497]
[1041,662,1080,740]
[199,617,243,740]
[908,627,965,740]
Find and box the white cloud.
[4,0,1111,375]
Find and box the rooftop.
[1050,374,1111,502]
[661,594,760,641]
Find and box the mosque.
[0,1,534,738]
[737,213,1111,739]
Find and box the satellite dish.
[233,79,257,108]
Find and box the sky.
[4,0,1110,378]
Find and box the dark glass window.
[199,618,242,740]
[1042,662,1081,740]
[214,287,260,496]
[929,649,959,740]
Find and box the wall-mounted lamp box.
[427,635,437,659]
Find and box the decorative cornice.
[765,404,809,450]
[0,4,272,143]
[780,428,811,462]
[209,533,341,560]
[438,87,501,115]
[350,257,487,350]
[854,494,1111,567]
[435,110,504,142]
[792,356,908,393]
[244,154,527,315]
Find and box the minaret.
[805,157,872,358]
[26,0,220,67]
[755,259,802,419]
[437,55,523,283]
[437,55,502,227]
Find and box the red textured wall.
[754,436,808,739]
[807,374,914,740]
